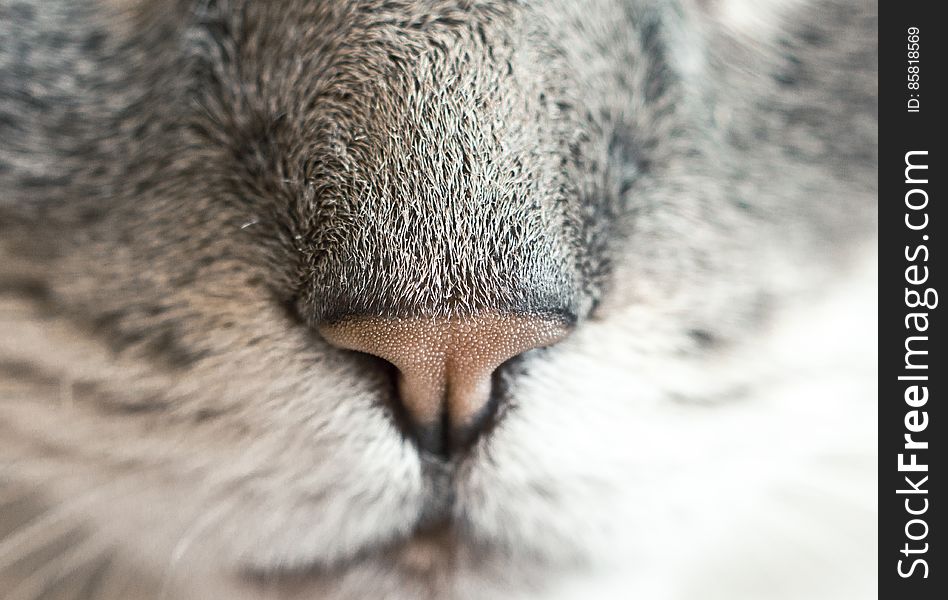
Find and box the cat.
[0,0,877,598]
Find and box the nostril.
[318,313,571,457]
[381,362,505,459]
[447,375,504,452]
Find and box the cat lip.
[368,526,464,567]
[241,472,460,581]
[241,518,462,584]
[385,521,459,573]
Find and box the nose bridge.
[318,313,570,455]
[306,186,580,326]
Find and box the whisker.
[0,509,80,572]
[3,533,111,600]
[0,478,136,569]
[157,496,238,600]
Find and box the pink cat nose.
[319,313,571,456]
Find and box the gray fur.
[1,1,876,598]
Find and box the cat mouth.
[240,518,465,588]
[366,519,461,575]
[240,463,465,582]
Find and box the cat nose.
[319,313,570,457]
